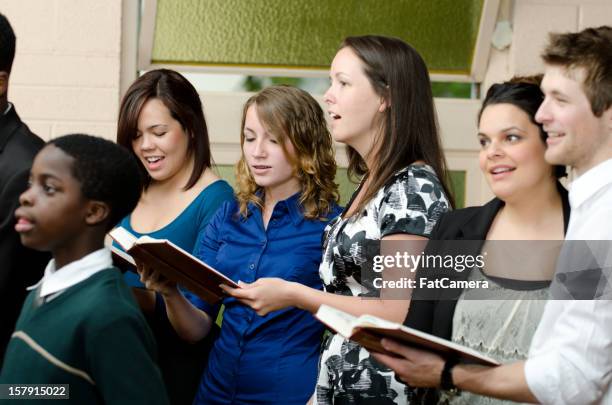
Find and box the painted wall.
[483,0,612,95]
[0,0,123,140]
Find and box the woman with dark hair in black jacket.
[403,77,570,405]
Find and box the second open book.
[109,226,238,304]
[315,304,499,366]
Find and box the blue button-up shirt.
[192,193,341,405]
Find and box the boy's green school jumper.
[0,268,169,404]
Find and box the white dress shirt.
[525,158,612,404]
[27,248,113,302]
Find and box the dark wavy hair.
[339,35,455,213]
[117,69,212,190]
[479,76,566,178]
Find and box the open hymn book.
[315,305,500,366]
[109,226,238,304]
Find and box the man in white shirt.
[371,25,612,404]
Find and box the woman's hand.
[136,262,214,343]
[370,338,445,387]
[220,278,298,316]
[137,262,179,298]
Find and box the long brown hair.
[117,69,212,190]
[340,35,455,213]
[235,85,339,219]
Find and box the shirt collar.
[569,158,612,210]
[27,248,112,299]
[247,191,304,226]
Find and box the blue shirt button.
[249,263,255,270]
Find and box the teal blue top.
[113,179,233,405]
[115,179,234,290]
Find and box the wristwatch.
[440,357,460,393]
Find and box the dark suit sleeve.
[404,206,487,341]
[0,167,49,364]
[403,212,451,333]
[0,169,29,362]
[0,168,29,289]
[0,111,49,363]
[0,167,49,288]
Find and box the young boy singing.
[0,134,169,404]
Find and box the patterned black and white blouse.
[315,164,451,405]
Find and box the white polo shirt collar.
[27,248,113,302]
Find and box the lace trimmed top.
[442,269,550,405]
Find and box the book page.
[316,304,500,366]
[108,227,138,250]
[110,245,136,266]
[358,314,401,329]
[316,305,357,337]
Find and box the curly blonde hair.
[235,85,339,219]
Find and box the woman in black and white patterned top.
[223,35,454,404]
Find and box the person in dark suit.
[373,77,570,404]
[0,12,49,365]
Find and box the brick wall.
[0,0,123,141]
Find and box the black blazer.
[0,106,50,364]
[404,182,571,340]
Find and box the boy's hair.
[0,13,16,74]
[542,26,612,116]
[235,85,339,219]
[49,134,142,231]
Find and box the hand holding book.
[137,262,180,298]
[370,338,449,388]
[315,305,499,366]
[220,278,299,316]
[109,226,239,304]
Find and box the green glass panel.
[334,168,355,206]
[215,165,237,189]
[216,305,224,327]
[449,170,466,209]
[214,164,465,209]
[153,0,483,74]
[238,77,473,98]
[431,82,473,99]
